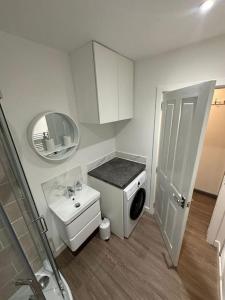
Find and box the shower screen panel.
[0,104,64,299]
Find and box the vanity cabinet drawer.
[69,212,101,251]
[66,200,100,239]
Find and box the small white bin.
[99,218,111,240]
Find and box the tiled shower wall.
[0,145,42,299]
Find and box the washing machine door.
[130,188,146,220]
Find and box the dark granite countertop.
[88,157,146,189]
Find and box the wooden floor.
[178,191,218,300]
[57,192,218,300]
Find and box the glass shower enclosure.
[0,101,71,299]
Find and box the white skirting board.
[144,206,152,214]
[54,243,67,257]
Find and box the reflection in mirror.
[30,112,79,161]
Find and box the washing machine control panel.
[124,170,146,199]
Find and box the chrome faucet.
[66,186,75,198]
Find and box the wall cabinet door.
[118,55,134,120]
[93,42,119,123]
[71,41,133,124]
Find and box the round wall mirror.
[28,112,79,161]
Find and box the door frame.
[150,79,225,246]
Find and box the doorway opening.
[178,86,225,299]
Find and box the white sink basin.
[48,184,100,225]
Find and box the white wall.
[116,34,225,212]
[195,88,225,195]
[0,31,116,252]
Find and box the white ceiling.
[0,0,225,59]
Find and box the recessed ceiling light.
[200,0,215,13]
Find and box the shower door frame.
[0,203,45,299]
[0,96,64,295]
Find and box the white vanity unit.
[70,41,134,124]
[49,184,101,251]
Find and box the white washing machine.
[123,170,147,238]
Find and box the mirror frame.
[28,111,80,162]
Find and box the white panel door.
[93,42,118,123]
[155,81,215,266]
[118,55,133,120]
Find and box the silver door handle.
[173,193,180,203]
[32,216,48,234]
[174,192,182,199]
[15,278,42,298]
[15,279,33,286]
[173,193,186,208]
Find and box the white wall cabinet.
[71,41,133,124]
[118,54,134,120]
[93,42,119,123]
